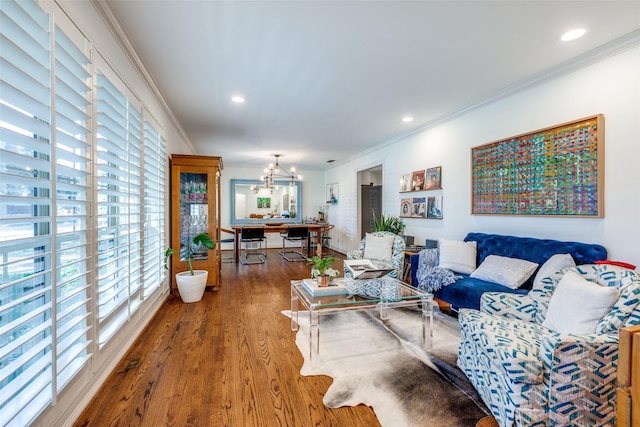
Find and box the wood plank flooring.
[74,249,381,427]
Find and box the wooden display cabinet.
[170,154,223,290]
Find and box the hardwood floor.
[74,249,381,427]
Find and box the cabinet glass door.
[180,172,209,261]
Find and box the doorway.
[357,165,382,239]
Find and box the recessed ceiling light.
[401,116,414,123]
[231,96,245,103]
[561,28,587,42]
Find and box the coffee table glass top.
[291,277,432,310]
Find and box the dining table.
[230,223,328,264]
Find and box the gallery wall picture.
[327,183,338,204]
[424,166,442,190]
[411,170,425,191]
[471,115,603,217]
[427,196,443,219]
[400,174,411,192]
[400,198,412,217]
[411,197,426,218]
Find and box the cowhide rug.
[284,307,489,427]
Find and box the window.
[0,0,167,424]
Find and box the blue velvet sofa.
[410,232,607,312]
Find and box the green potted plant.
[372,211,406,236]
[306,255,339,287]
[164,232,216,303]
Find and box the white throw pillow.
[363,233,395,262]
[438,239,477,274]
[470,255,538,289]
[542,270,619,334]
[532,253,576,290]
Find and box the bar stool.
[279,226,309,262]
[240,227,266,264]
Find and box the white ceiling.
[102,0,640,170]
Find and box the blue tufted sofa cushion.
[410,233,607,311]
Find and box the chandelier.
[260,154,302,189]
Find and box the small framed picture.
[327,183,338,204]
[257,197,271,208]
[400,198,412,217]
[400,174,411,192]
[411,170,425,191]
[425,166,442,190]
[427,196,443,219]
[411,197,426,218]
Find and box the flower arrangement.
[306,255,339,280]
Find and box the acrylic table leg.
[379,301,390,320]
[291,286,299,331]
[309,310,319,361]
[421,297,434,351]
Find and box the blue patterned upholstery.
[344,231,406,279]
[458,264,640,426]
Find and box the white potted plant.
[164,232,216,303]
[306,255,339,287]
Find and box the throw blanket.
[416,248,461,293]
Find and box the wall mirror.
[230,179,303,225]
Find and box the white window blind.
[53,23,92,393]
[95,72,132,348]
[128,105,143,313]
[0,1,54,425]
[1,1,169,424]
[143,118,166,298]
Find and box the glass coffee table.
[290,277,434,360]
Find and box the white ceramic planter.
[175,270,208,303]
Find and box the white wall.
[325,45,640,268]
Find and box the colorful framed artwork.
[471,115,603,217]
[426,196,443,219]
[257,197,271,208]
[424,166,442,190]
[411,170,425,191]
[326,183,338,204]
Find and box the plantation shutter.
[53,23,92,392]
[0,1,55,424]
[142,117,166,298]
[95,71,131,347]
[128,105,143,313]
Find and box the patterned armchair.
[458,264,640,427]
[344,231,406,280]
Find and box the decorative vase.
[317,275,330,287]
[175,270,208,303]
